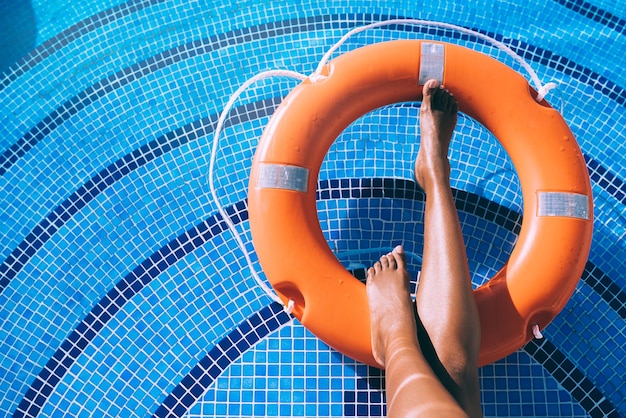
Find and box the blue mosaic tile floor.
[0,0,624,416]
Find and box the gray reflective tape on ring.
[258,163,309,193]
[537,191,590,220]
[419,43,445,85]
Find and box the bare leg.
[367,246,468,418]
[414,79,483,418]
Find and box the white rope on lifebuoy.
[208,19,557,314]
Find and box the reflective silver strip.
[419,43,445,85]
[537,192,590,220]
[258,163,309,192]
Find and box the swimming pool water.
[0,0,624,417]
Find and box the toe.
[379,255,390,269]
[425,78,440,90]
[422,79,440,101]
[445,91,457,111]
[392,245,406,270]
[433,86,448,109]
[450,99,458,114]
[385,253,397,270]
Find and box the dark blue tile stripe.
[2,13,625,197]
[0,15,623,255]
[342,339,622,417]
[525,339,620,418]
[151,302,291,418]
[322,178,626,322]
[0,14,330,177]
[13,178,622,417]
[0,0,163,90]
[585,154,626,205]
[1,0,623,92]
[504,36,626,107]
[12,200,249,418]
[1,17,622,279]
[0,3,621,417]
[344,390,386,417]
[0,13,353,176]
[318,177,522,233]
[0,97,280,295]
[584,260,626,319]
[338,283,622,415]
[325,179,624,417]
[553,0,626,35]
[343,367,386,417]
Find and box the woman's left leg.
[366,245,468,418]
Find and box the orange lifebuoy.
[248,40,593,367]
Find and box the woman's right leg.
[413,80,483,418]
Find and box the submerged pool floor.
[0,0,625,417]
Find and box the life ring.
[248,40,593,367]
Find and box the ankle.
[415,164,451,193]
[382,331,421,365]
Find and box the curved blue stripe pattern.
[0,0,622,91]
[0,97,280,293]
[1,13,626,176]
[1,14,624,292]
[156,316,619,417]
[152,302,291,418]
[525,339,618,417]
[14,199,249,417]
[14,179,623,417]
[585,155,626,205]
[153,197,620,418]
[1,1,625,417]
[0,15,317,176]
[0,0,165,90]
[555,0,626,35]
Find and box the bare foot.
[414,79,458,192]
[366,245,418,367]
